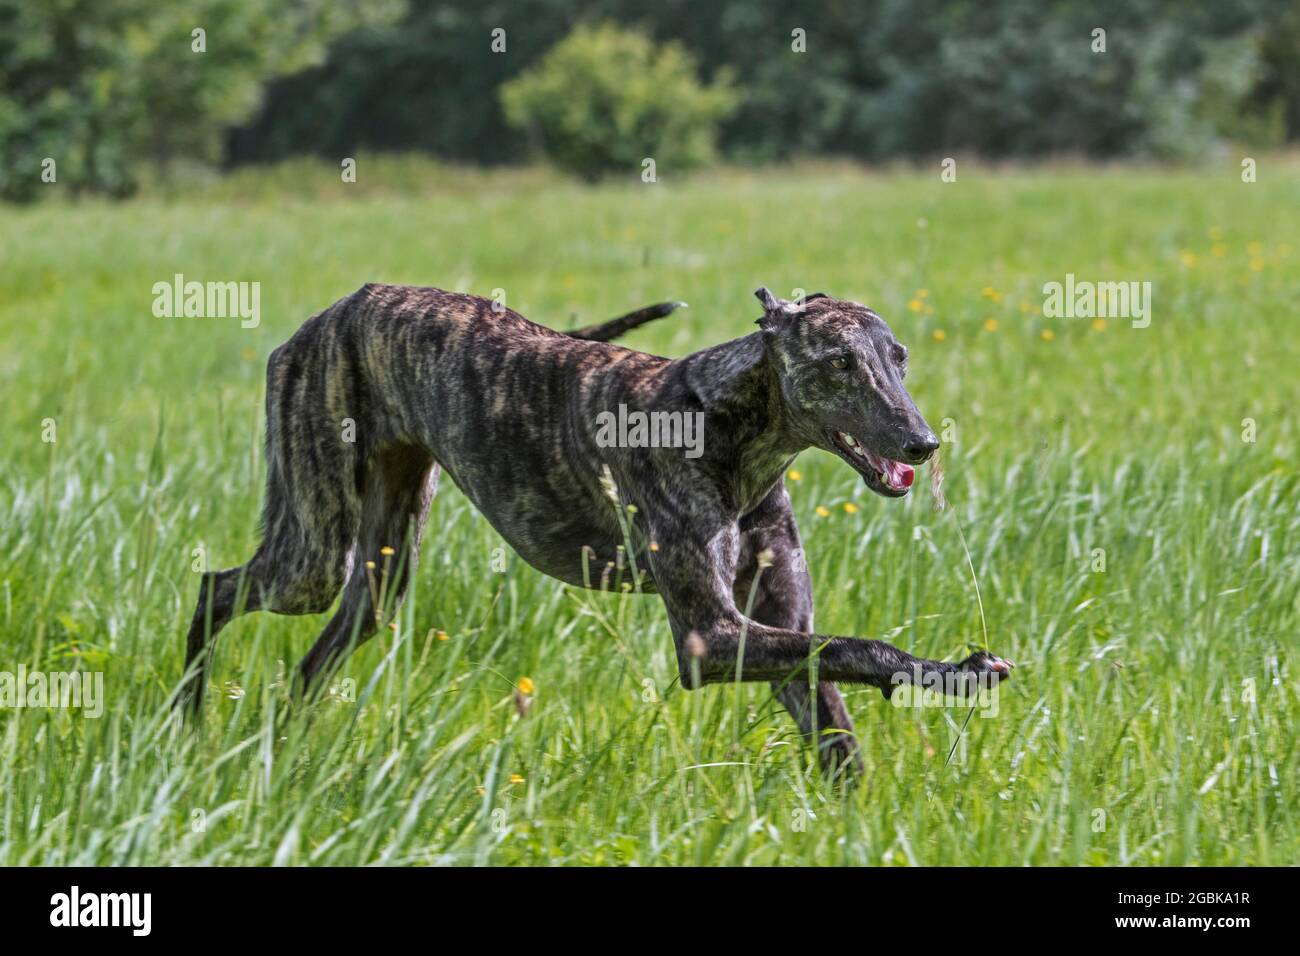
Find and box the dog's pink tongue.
[892,462,915,489]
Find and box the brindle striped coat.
[180,285,1011,778]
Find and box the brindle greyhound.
[179,285,1011,776]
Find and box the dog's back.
[265,283,651,464]
[261,285,665,574]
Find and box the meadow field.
[0,159,1296,865]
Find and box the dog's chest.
[438,458,656,592]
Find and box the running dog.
[179,286,1012,775]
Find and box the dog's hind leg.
[178,523,354,716]
[178,477,357,715]
[179,565,263,714]
[179,358,362,716]
[295,443,438,695]
[734,484,864,780]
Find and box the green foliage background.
[4,1,1299,198]
[231,0,1300,168]
[0,0,399,200]
[500,23,736,180]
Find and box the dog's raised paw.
[960,649,1015,683]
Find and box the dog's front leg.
[735,484,863,779]
[647,513,1012,698]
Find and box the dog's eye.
[828,355,851,370]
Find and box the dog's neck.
[678,332,808,498]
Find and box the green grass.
[1,157,1297,865]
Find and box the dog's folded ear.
[755,286,798,331]
[755,287,783,312]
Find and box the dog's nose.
[902,431,940,463]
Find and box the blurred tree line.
[0,0,400,200]
[230,0,1298,166]
[2,0,1297,199]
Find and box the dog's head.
[755,287,937,498]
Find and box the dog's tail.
[565,300,688,342]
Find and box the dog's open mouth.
[828,430,914,497]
